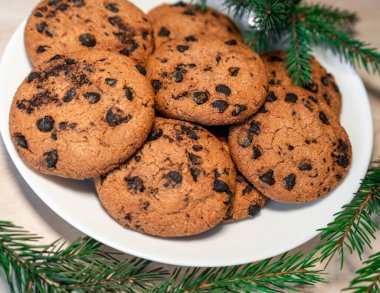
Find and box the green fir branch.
[345,251,380,293]
[152,253,324,293]
[315,161,380,268]
[0,221,167,292]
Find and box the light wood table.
[0,1,379,292]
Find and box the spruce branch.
[315,161,380,268]
[152,252,324,292]
[345,251,380,293]
[0,221,167,292]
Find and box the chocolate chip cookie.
[262,51,342,117]
[147,37,268,126]
[95,118,236,237]
[148,2,242,48]
[229,86,352,203]
[9,51,155,179]
[25,0,153,67]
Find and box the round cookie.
[146,37,268,126]
[262,51,342,117]
[95,118,236,237]
[229,86,352,203]
[216,136,267,222]
[25,0,153,67]
[148,2,242,48]
[9,51,155,179]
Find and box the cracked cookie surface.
[147,2,242,48]
[25,0,153,67]
[9,51,154,179]
[229,86,352,203]
[95,118,236,237]
[147,37,268,126]
[262,51,342,117]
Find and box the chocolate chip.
[105,78,116,86]
[259,170,275,185]
[192,91,209,105]
[338,139,348,151]
[142,31,149,40]
[321,75,329,86]
[248,120,260,135]
[332,83,340,93]
[174,71,183,83]
[266,91,277,102]
[229,67,240,76]
[51,133,57,140]
[268,79,276,85]
[258,105,268,113]
[79,33,96,47]
[216,84,231,96]
[164,171,183,186]
[239,132,253,148]
[213,179,232,195]
[334,155,350,168]
[248,205,260,217]
[83,92,100,104]
[36,45,47,53]
[15,134,28,149]
[34,12,43,17]
[288,145,294,151]
[151,80,162,94]
[135,64,146,75]
[173,1,186,6]
[62,88,76,102]
[285,93,298,103]
[225,39,237,45]
[192,145,203,151]
[308,95,318,104]
[190,168,201,182]
[185,35,197,42]
[173,92,189,100]
[65,58,76,65]
[27,72,40,83]
[57,3,68,11]
[125,176,145,192]
[36,116,55,132]
[36,22,47,33]
[267,55,283,62]
[211,100,228,113]
[50,54,62,61]
[215,54,222,64]
[124,86,134,101]
[319,111,330,125]
[124,213,132,221]
[182,9,195,15]
[180,126,198,140]
[242,184,253,195]
[252,146,262,159]
[303,82,319,93]
[44,150,58,168]
[104,2,119,12]
[299,163,312,171]
[177,45,189,52]
[232,104,247,116]
[188,152,201,165]
[105,108,132,127]
[158,26,170,37]
[148,129,163,141]
[283,173,296,190]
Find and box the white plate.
[0,0,373,267]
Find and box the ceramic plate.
[0,0,373,267]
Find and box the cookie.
[9,51,155,179]
[95,118,236,237]
[229,86,352,203]
[25,0,153,67]
[146,37,268,126]
[216,136,267,222]
[262,51,342,116]
[148,2,242,48]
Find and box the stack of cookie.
[9,0,352,238]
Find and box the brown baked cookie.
[25,0,153,67]
[95,118,236,237]
[148,2,242,48]
[9,51,155,179]
[216,136,267,222]
[262,51,342,117]
[147,37,268,126]
[229,86,352,203]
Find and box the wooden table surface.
[0,1,379,292]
